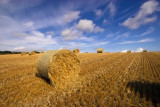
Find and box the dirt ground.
[0,52,160,106]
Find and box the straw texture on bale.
[127,50,131,53]
[29,51,35,55]
[21,52,26,56]
[97,48,103,53]
[73,49,80,53]
[143,50,148,52]
[37,49,80,88]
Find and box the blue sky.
[0,0,160,52]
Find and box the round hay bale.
[127,50,131,53]
[21,52,26,56]
[29,51,35,55]
[85,52,88,53]
[143,50,148,52]
[37,49,80,88]
[73,49,80,53]
[39,52,43,54]
[97,48,103,53]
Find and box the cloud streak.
[108,2,116,17]
[118,38,154,44]
[121,0,160,29]
[140,27,154,36]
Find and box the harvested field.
[0,52,160,106]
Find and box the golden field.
[0,52,160,106]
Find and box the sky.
[0,0,160,53]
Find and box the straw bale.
[127,50,131,53]
[143,50,148,52]
[73,49,79,53]
[29,51,35,55]
[21,52,26,56]
[97,48,103,53]
[37,49,80,88]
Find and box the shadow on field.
[35,73,51,84]
[126,81,160,106]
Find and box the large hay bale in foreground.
[143,50,148,52]
[73,49,80,53]
[127,50,131,53]
[37,49,80,88]
[29,51,35,55]
[21,52,26,56]
[97,48,103,53]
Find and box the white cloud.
[135,48,144,52]
[0,31,58,51]
[76,19,104,33]
[121,50,128,53]
[76,19,94,32]
[61,19,104,41]
[108,2,116,17]
[61,28,82,41]
[94,9,102,16]
[0,15,37,39]
[31,31,44,37]
[118,38,154,44]
[95,26,104,32]
[140,27,154,36]
[12,46,45,52]
[24,35,56,45]
[13,46,26,51]
[61,27,95,41]
[63,11,80,24]
[0,10,80,40]
[121,0,160,29]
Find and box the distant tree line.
[0,51,40,55]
